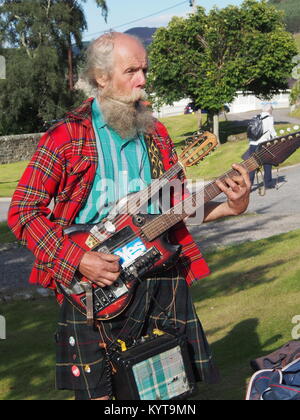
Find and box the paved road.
[0,198,10,223]
[189,164,300,249]
[227,107,300,127]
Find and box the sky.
[83,0,244,41]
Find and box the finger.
[216,179,230,193]
[232,163,248,176]
[98,252,120,262]
[93,273,120,287]
[100,269,120,281]
[232,164,251,188]
[93,278,116,288]
[230,176,247,189]
[103,261,121,273]
[223,176,240,190]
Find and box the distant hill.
[74,27,158,56]
[124,27,157,47]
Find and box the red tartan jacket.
[8,99,210,303]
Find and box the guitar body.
[58,128,300,322]
[57,133,219,321]
[60,213,182,320]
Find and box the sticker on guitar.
[113,238,147,268]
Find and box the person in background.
[249,104,277,189]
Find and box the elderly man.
[8,32,251,400]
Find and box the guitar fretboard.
[141,156,259,241]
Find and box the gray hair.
[262,104,274,113]
[78,31,116,97]
[78,31,145,97]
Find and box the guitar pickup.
[128,247,161,274]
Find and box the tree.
[0,0,85,134]
[269,0,300,33]
[148,0,297,143]
[0,0,109,134]
[56,0,108,91]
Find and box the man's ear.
[95,72,109,89]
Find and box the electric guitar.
[59,128,300,321]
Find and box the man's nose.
[135,70,146,88]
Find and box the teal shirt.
[75,98,155,224]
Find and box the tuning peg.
[287,128,291,133]
[279,129,285,135]
[294,125,300,131]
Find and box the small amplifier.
[110,330,197,401]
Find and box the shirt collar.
[92,97,144,146]
[92,97,107,129]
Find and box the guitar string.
[140,133,300,239]
[93,133,300,253]
[112,132,297,232]
[91,133,300,317]
[97,137,215,230]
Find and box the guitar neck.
[142,155,259,241]
[124,161,184,214]
[141,129,300,241]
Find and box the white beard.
[98,87,155,139]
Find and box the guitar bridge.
[81,275,130,315]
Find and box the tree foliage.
[0,0,108,135]
[148,0,297,135]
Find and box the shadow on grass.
[192,260,284,302]
[195,318,282,400]
[174,121,247,147]
[192,231,300,301]
[0,181,19,184]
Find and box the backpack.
[250,341,300,371]
[246,358,300,400]
[247,114,269,141]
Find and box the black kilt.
[55,269,218,400]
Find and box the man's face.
[102,37,148,102]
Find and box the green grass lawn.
[291,108,300,119]
[1,114,300,197]
[0,222,16,244]
[0,161,29,198]
[1,229,300,400]
[161,114,300,180]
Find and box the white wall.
[228,91,291,114]
[153,99,191,119]
[153,91,291,118]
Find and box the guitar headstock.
[179,131,218,168]
[256,126,300,166]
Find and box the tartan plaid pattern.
[132,346,190,400]
[55,269,218,398]
[8,98,210,302]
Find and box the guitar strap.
[144,134,166,180]
[80,282,94,327]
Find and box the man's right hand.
[78,251,121,288]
